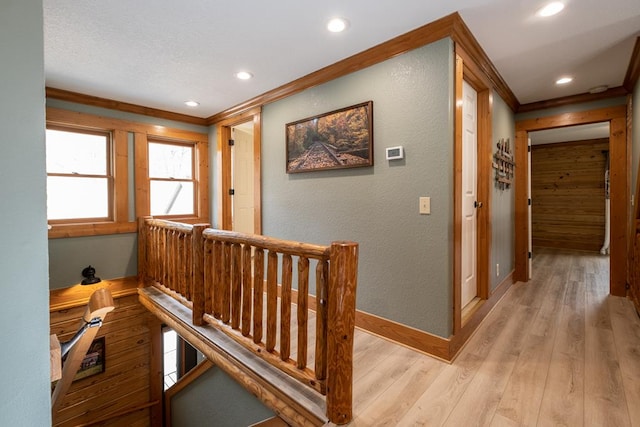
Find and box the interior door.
[231,123,255,234]
[461,80,478,308]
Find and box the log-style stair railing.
[51,288,115,416]
[137,217,359,425]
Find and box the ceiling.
[43,0,640,119]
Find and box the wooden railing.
[138,217,359,425]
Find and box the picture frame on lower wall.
[286,101,373,173]
[73,336,106,381]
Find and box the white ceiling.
[43,0,640,118]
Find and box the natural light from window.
[149,141,195,216]
[46,128,110,220]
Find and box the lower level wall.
[50,286,159,426]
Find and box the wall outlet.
[496,263,500,276]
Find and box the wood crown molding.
[518,86,629,114]
[623,36,640,92]
[46,87,208,127]
[208,12,518,124]
[450,16,519,111]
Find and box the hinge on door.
[228,188,235,196]
[528,251,532,259]
[528,145,531,153]
[228,139,235,146]
[528,198,531,206]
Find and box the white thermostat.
[386,146,404,160]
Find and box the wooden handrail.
[138,217,359,424]
[51,288,115,416]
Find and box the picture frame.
[73,336,105,381]
[286,101,373,173]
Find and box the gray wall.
[171,366,275,427]
[45,99,208,288]
[261,39,455,337]
[0,1,52,425]
[491,92,516,289]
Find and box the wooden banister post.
[326,241,358,425]
[192,224,208,326]
[137,216,152,287]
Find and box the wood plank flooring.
[341,248,640,426]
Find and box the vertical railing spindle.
[231,243,242,329]
[253,248,264,343]
[241,244,252,336]
[280,254,292,361]
[297,256,309,369]
[315,259,329,380]
[266,250,278,352]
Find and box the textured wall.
[261,39,455,337]
[48,234,138,289]
[171,366,275,427]
[491,92,516,289]
[0,0,51,425]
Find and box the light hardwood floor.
[344,248,640,426]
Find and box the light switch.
[419,197,430,214]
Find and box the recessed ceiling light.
[555,76,573,85]
[327,17,349,33]
[184,100,199,107]
[589,85,608,94]
[538,2,565,17]
[236,71,253,80]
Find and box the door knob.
[474,201,483,208]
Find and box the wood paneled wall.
[50,291,160,426]
[531,138,609,252]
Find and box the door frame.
[215,107,262,233]
[514,105,628,296]
[453,52,492,333]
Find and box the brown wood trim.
[514,130,529,282]
[47,107,208,142]
[46,87,208,126]
[516,105,627,131]
[253,112,263,235]
[217,109,262,231]
[48,221,137,238]
[149,317,164,426]
[623,37,640,92]
[114,129,129,223]
[450,17,518,112]
[449,269,514,359]
[208,14,459,124]
[354,310,451,361]
[515,106,628,295]
[453,54,464,334]
[477,89,492,302]
[49,276,138,311]
[165,359,215,427]
[517,86,628,114]
[610,116,629,296]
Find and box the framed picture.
[286,101,373,173]
[73,336,105,381]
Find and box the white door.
[231,123,255,234]
[461,80,478,308]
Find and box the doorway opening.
[515,106,627,296]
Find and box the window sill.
[48,221,137,238]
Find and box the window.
[46,107,209,238]
[149,141,195,216]
[46,127,112,221]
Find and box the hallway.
[346,249,640,426]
